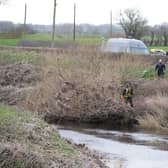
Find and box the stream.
[57,125,168,168]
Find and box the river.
[57,125,168,168]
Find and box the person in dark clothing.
[155,59,166,79]
[122,83,133,107]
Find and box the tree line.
[0,21,124,38]
[119,8,168,46]
[0,0,168,46]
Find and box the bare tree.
[119,8,147,39]
[145,26,155,46]
[160,23,168,46]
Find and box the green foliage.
[142,68,155,79]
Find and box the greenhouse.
[101,38,149,55]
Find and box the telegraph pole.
[22,3,27,39]
[110,10,112,37]
[51,0,57,47]
[73,3,76,41]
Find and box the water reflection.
[58,126,168,168]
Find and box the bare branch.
[119,8,147,39]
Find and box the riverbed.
[57,126,168,168]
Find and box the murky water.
[57,126,168,168]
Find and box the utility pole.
[119,9,122,24]
[73,3,76,41]
[110,10,112,37]
[22,3,27,39]
[51,0,57,47]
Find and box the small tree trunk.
[163,33,168,46]
[150,31,154,46]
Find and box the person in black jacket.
[155,59,166,79]
[122,83,133,107]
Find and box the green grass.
[148,46,168,51]
[0,106,29,140]
[128,67,148,79]
[75,36,102,45]
[0,39,20,46]
[25,33,52,42]
[142,68,155,79]
[0,33,102,46]
[49,131,76,156]
[0,104,76,155]
[3,33,168,47]
[141,67,168,79]
[25,33,102,45]
[0,51,43,64]
[2,33,168,47]
[0,104,80,167]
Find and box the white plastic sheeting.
[101,38,149,55]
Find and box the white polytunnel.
[101,38,149,55]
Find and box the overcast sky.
[0,0,167,25]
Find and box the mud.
[41,81,138,129]
[0,63,41,105]
[0,63,41,87]
[0,62,138,129]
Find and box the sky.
[0,0,167,26]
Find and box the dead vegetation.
[1,46,168,167]
[0,46,168,131]
[136,80,168,131]
[0,106,106,168]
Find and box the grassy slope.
[0,105,83,168]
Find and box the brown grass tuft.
[139,93,168,130]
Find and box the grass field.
[148,46,168,51]
[0,33,103,46]
[0,50,43,64]
[25,33,102,45]
[0,39,20,46]
[1,33,168,49]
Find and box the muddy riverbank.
[1,46,168,167]
[0,48,168,131]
